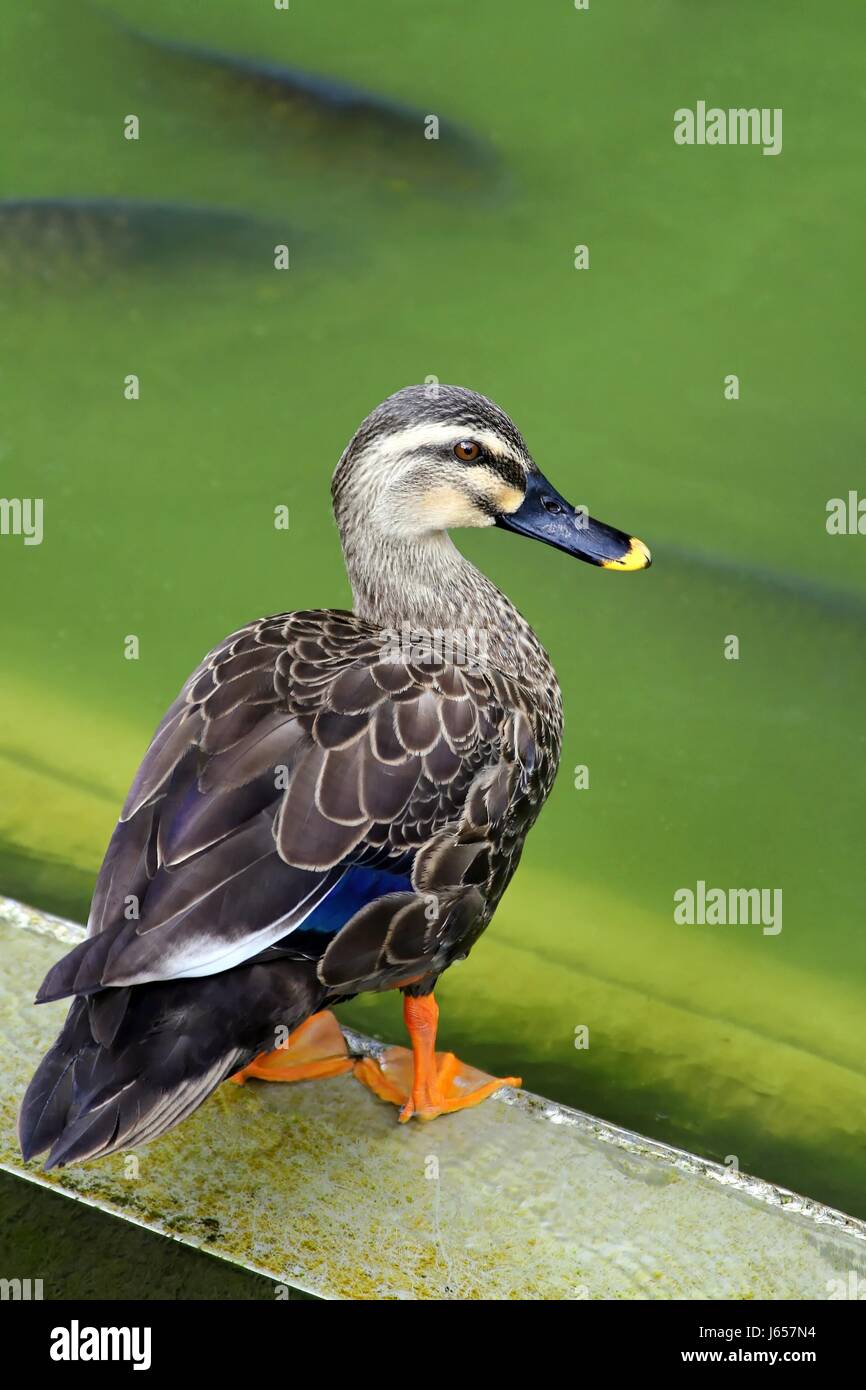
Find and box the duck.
[19,385,650,1168]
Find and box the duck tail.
[19,958,323,1169]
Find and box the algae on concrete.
[2,897,865,1300]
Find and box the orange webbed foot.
[353,993,520,1122]
[354,1045,521,1122]
[230,1010,353,1085]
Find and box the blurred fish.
[116,22,497,188]
[0,199,278,280]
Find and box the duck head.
[332,384,651,571]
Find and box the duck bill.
[495,470,651,571]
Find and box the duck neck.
[341,527,552,687]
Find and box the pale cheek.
[488,483,525,515]
[416,486,491,530]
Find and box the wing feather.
[40,609,548,1001]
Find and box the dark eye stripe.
[483,455,526,490]
[448,441,526,490]
[401,442,527,491]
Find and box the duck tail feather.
[20,960,322,1168]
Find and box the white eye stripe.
[360,422,526,469]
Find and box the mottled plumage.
[20,385,648,1167]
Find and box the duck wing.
[35,610,540,1002]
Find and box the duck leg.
[230,1010,353,1085]
[353,993,521,1122]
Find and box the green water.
[0,1171,286,1300]
[2,0,865,1255]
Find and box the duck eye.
[453,441,481,462]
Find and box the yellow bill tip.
[602,536,652,572]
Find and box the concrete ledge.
[2,896,865,1300]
